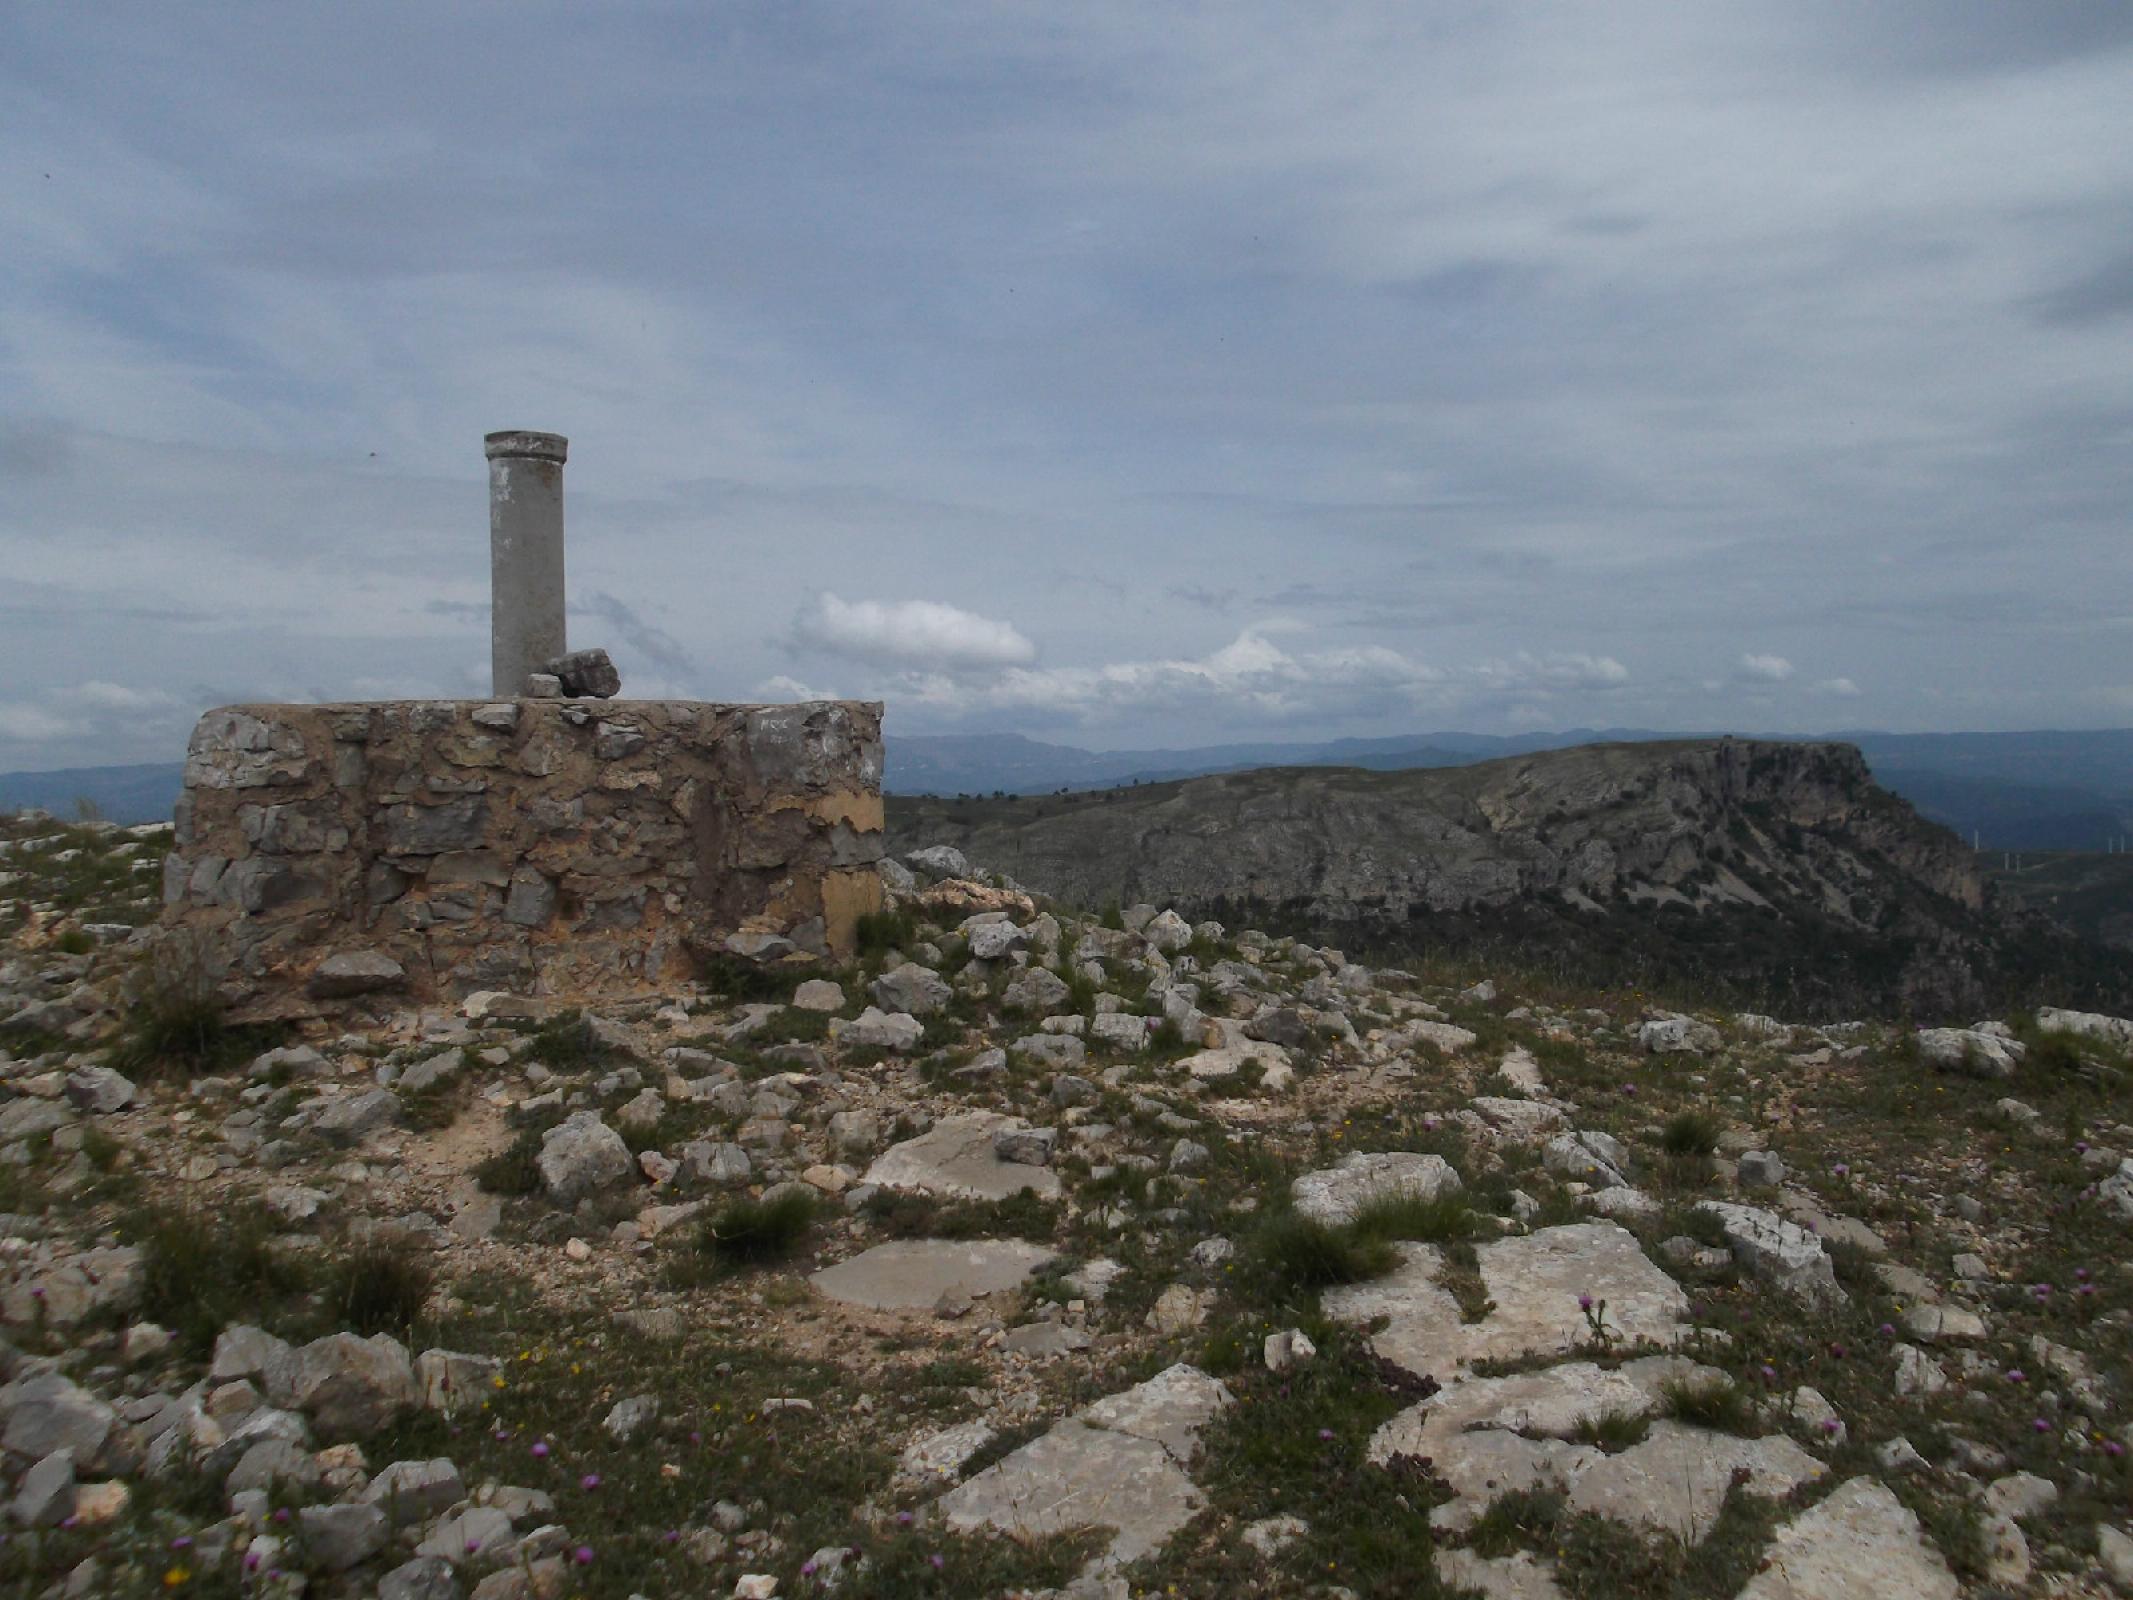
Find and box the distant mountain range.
[10,725,2133,851]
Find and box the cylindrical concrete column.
[485,430,568,697]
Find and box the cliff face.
[888,740,2042,1017]
[891,739,1982,927]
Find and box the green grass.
[1570,1410,1651,1452]
[702,1190,818,1269]
[1659,1373,1756,1434]
[473,1127,548,1196]
[525,1008,620,1070]
[1349,1189,1476,1245]
[1659,1108,1722,1157]
[1462,1482,1782,1600]
[317,1234,435,1341]
[124,1201,311,1358]
[859,1186,1060,1242]
[693,954,814,1005]
[1249,1213,1398,1291]
[107,933,284,1078]
[855,906,922,961]
[1132,1328,1451,1598]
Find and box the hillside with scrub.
[0,813,2129,1597]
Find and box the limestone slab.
[1734,1477,1958,1600]
[1568,1421,1824,1543]
[1370,1355,1716,1527]
[934,1364,1231,1570]
[1469,1097,1565,1139]
[1326,1223,1691,1379]
[809,1239,1055,1312]
[1435,1549,1568,1600]
[863,1113,1065,1203]
[897,1419,997,1489]
[1291,1151,1461,1226]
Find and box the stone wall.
[161,699,885,1017]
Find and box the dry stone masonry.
[161,697,884,1015]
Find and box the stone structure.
[486,431,569,698]
[161,697,884,1017]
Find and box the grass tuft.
[1660,1373,1756,1434]
[1348,1188,1476,1245]
[127,1202,308,1358]
[110,930,277,1076]
[1250,1213,1398,1290]
[318,1234,435,1341]
[1659,1108,1722,1157]
[473,1127,547,1196]
[704,1190,818,1269]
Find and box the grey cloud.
[1,1,2131,758]
[2033,249,2133,326]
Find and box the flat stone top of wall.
[162,699,885,1018]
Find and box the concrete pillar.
[485,430,569,697]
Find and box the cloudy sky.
[5,3,2132,770]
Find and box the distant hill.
[1988,852,2133,951]
[0,763,184,825]
[14,724,2133,848]
[890,739,2133,1018]
[889,728,2133,852]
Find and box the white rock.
[1291,1151,1461,1225]
[863,1113,1064,1202]
[1698,1201,1844,1306]
[935,1365,1232,1569]
[1915,1027,2023,1078]
[1734,1477,1957,1600]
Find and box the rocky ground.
[1,814,2131,1598]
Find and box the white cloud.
[0,705,81,742]
[755,673,839,702]
[1737,653,1796,683]
[1812,676,1862,697]
[793,594,1038,672]
[61,681,173,712]
[840,628,1628,728]
[1472,652,1630,691]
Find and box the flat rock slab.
[1374,1359,1821,1540]
[1497,1047,1546,1096]
[1468,1097,1566,1139]
[810,1239,1056,1312]
[1735,1477,1958,1600]
[1370,1355,1716,1527]
[1292,1151,1461,1225]
[935,1364,1231,1570]
[1326,1222,1691,1378]
[1178,1040,1291,1081]
[864,1113,1065,1203]
[897,1419,998,1489]
[1435,1549,1568,1599]
[1569,1421,1824,1543]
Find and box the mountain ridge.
[889,737,2133,1018]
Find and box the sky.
[4,2,2132,771]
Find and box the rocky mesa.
[892,739,2127,1018]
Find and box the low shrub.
[1348,1189,1475,1245]
[473,1128,547,1196]
[319,1235,434,1340]
[1251,1213,1397,1291]
[111,931,270,1076]
[1660,1108,1722,1157]
[127,1203,308,1357]
[1661,1373,1755,1434]
[704,1190,818,1269]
